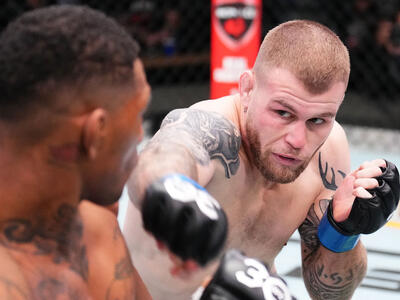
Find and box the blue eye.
[309,118,324,125]
[276,110,291,118]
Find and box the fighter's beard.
[245,123,311,183]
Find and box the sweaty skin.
[124,68,368,300]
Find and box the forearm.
[299,197,367,300]
[128,107,240,207]
[128,141,205,207]
[302,240,367,300]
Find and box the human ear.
[239,70,254,111]
[81,108,108,160]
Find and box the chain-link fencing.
[1,0,400,129]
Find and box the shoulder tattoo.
[0,204,89,281]
[160,109,241,178]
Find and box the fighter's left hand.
[330,159,400,235]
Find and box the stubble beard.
[245,122,310,184]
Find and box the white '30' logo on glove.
[235,258,292,300]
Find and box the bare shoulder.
[79,200,151,300]
[320,121,349,159]
[0,247,30,299]
[298,122,351,256]
[158,104,242,178]
[299,121,350,226]
[310,121,351,193]
[189,95,237,119]
[79,200,119,243]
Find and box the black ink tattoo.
[305,262,355,300]
[37,278,85,300]
[299,163,366,300]
[105,255,135,300]
[160,109,241,178]
[0,204,88,281]
[299,198,330,262]
[318,152,346,191]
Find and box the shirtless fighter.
[0,5,153,299]
[123,20,400,300]
[0,4,297,300]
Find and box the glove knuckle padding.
[141,175,228,266]
[332,160,400,235]
[201,249,295,300]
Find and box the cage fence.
[2,0,400,129]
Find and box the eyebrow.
[272,99,336,118]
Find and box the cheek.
[256,113,283,143]
[121,113,144,167]
[121,134,141,171]
[129,112,144,140]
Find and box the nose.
[285,122,307,150]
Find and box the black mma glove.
[318,160,400,252]
[200,249,296,300]
[329,159,399,235]
[141,173,228,266]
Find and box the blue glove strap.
[163,173,206,191]
[318,211,360,253]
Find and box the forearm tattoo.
[299,200,365,299]
[299,198,330,262]
[298,153,365,299]
[300,153,346,258]
[156,108,241,178]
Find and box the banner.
[210,0,262,99]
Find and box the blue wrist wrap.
[318,210,360,253]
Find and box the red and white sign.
[210,0,262,99]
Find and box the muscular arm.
[298,125,367,300]
[127,108,241,206]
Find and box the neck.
[0,147,86,271]
[234,96,256,170]
[0,145,82,223]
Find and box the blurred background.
[2,0,400,131]
[2,1,399,299]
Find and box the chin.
[260,160,307,183]
[90,190,122,206]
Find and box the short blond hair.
[253,20,350,94]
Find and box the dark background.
[2,0,400,130]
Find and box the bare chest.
[207,164,319,265]
[225,193,305,265]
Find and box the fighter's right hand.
[200,249,296,300]
[141,174,228,266]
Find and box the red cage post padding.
[210,0,262,99]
